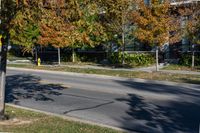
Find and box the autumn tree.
[100,0,135,64]
[37,0,107,63]
[0,0,44,119]
[131,0,180,71]
[10,5,40,54]
[11,0,107,64]
[70,0,108,62]
[185,3,200,45]
[37,8,74,64]
[180,2,200,68]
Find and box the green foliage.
[126,53,155,66]
[109,52,155,66]
[9,4,40,53]
[109,52,121,64]
[8,0,199,66]
[182,3,200,45]
[179,53,200,66]
[9,0,108,52]
[37,0,108,50]
[0,0,17,31]
[71,52,106,63]
[100,0,135,46]
[10,23,40,52]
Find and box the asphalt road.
[6,68,200,133]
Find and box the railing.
[125,51,156,54]
[170,0,200,5]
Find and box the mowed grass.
[162,64,200,72]
[0,106,122,133]
[8,64,200,84]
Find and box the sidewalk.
[60,64,200,75]
[61,64,156,72]
[160,69,200,75]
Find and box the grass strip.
[0,106,122,133]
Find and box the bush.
[74,52,107,63]
[109,52,121,64]
[109,52,155,67]
[179,53,200,66]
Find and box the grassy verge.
[8,64,200,84]
[0,106,122,133]
[162,65,200,72]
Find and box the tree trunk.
[122,31,125,65]
[72,47,75,63]
[107,43,112,61]
[121,8,126,65]
[58,47,61,65]
[0,33,9,120]
[35,47,38,64]
[156,46,159,71]
[192,50,195,69]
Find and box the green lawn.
[162,64,200,72]
[8,64,200,84]
[0,106,122,133]
[7,52,32,61]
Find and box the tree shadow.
[5,75,67,103]
[115,80,200,133]
[180,77,200,85]
[115,80,200,97]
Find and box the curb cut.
[6,103,137,133]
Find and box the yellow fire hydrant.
[0,35,2,47]
[37,58,41,66]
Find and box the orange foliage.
[131,0,181,46]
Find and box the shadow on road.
[115,80,200,133]
[6,74,67,103]
[180,77,200,85]
[5,74,200,133]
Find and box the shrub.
[179,53,200,66]
[109,52,121,64]
[74,52,107,63]
[109,52,155,67]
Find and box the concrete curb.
[7,67,200,89]
[6,103,137,133]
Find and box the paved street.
[5,68,200,133]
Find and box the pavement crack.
[63,101,114,114]
[61,93,111,102]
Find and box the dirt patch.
[0,118,34,126]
